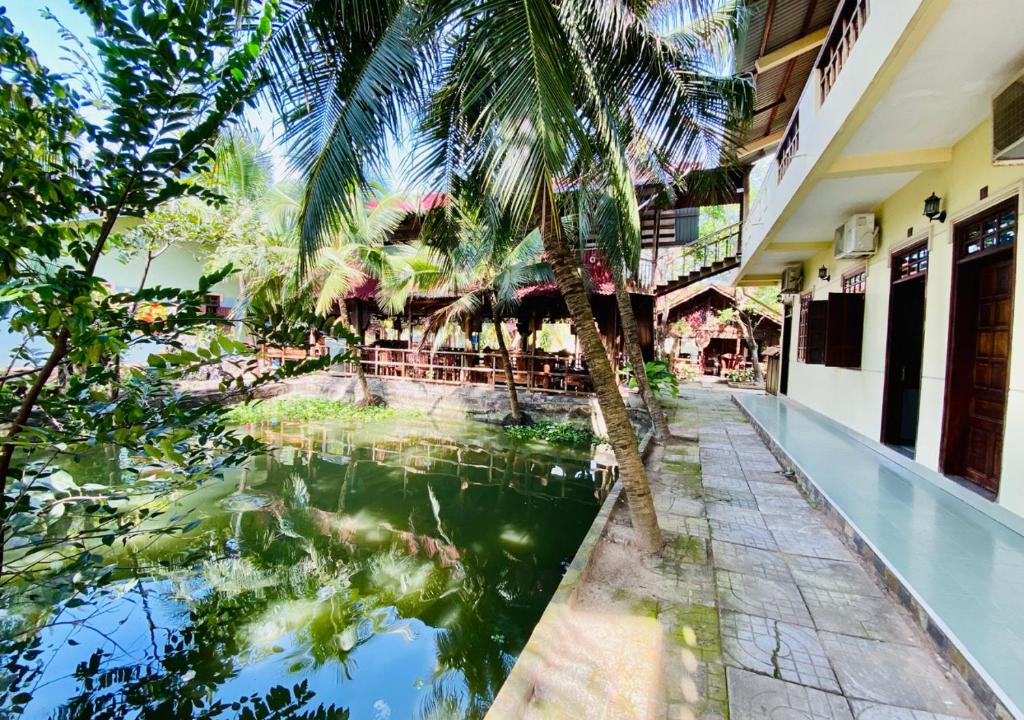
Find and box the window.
[797,293,811,362]
[203,293,224,317]
[825,292,865,368]
[797,291,864,367]
[960,202,1017,259]
[806,300,829,365]
[674,207,700,245]
[894,243,928,281]
[842,268,866,294]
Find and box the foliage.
[621,360,680,398]
[504,421,603,448]
[225,397,418,423]
[0,3,354,715]
[724,367,755,384]
[675,364,699,383]
[420,194,552,348]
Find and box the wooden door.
[942,199,1018,493]
[964,257,1013,490]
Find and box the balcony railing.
[636,222,741,290]
[818,0,870,101]
[776,113,800,181]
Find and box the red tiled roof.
[516,250,614,299]
[367,192,448,214]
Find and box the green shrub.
[225,397,415,424]
[504,421,604,448]
[724,367,755,385]
[620,360,680,398]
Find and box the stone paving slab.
[715,570,814,626]
[849,700,973,719]
[721,611,841,693]
[802,588,922,645]
[819,632,975,716]
[727,667,854,720]
[783,554,885,598]
[708,518,780,551]
[711,540,794,584]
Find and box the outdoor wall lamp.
[923,192,947,223]
[818,265,831,282]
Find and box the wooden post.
[651,207,662,286]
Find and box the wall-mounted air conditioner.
[994,68,1024,164]
[781,264,804,294]
[834,214,877,259]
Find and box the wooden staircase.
[634,223,741,296]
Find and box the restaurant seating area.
[342,346,596,394]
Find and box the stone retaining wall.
[266,372,653,437]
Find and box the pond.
[5,414,614,720]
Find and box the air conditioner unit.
[994,68,1024,164]
[834,214,877,259]
[781,264,804,294]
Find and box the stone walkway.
[487,387,984,720]
[672,388,982,720]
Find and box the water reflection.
[10,416,613,720]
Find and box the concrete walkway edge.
[733,393,1019,720]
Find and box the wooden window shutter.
[674,207,700,245]
[825,292,865,368]
[806,300,829,364]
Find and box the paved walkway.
[676,388,982,720]
[736,393,1024,719]
[487,387,983,719]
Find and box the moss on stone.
[663,460,703,498]
[669,534,707,566]
[672,603,722,663]
[611,589,660,618]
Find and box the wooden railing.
[776,113,800,181]
[818,0,869,101]
[339,347,596,395]
[638,222,742,290]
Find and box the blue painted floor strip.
[735,393,1024,718]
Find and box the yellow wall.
[785,117,1024,515]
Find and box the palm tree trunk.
[611,266,671,442]
[491,296,524,424]
[344,299,377,405]
[541,208,661,553]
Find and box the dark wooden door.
[780,308,792,395]
[964,257,1013,490]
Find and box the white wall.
[782,118,1024,517]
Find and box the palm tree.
[575,189,672,442]
[422,197,552,425]
[304,186,435,405]
[264,0,751,552]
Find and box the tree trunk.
[491,296,524,424]
[345,300,377,405]
[739,314,763,384]
[611,266,671,442]
[540,205,661,553]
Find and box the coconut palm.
[304,186,438,405]
[422,197,552,424]
[575,189,672,442]
[264,0,751,552]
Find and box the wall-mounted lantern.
[923,192,947,223]
[818,265,831,282]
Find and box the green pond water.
[6,415,613,720]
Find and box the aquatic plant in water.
[225,397,419,424]
[503,421,605,448]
